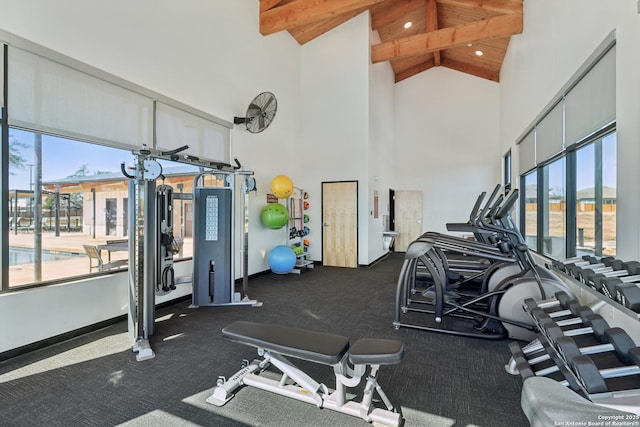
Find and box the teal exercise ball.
[268,245,297,274]
[261,203,288,229]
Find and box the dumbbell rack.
[552,255,640,316]
[286,187,313,274]
[507,291,640,415]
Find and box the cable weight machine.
[190,168,261,307]
[122,144,260,361]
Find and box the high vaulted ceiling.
[259,0,523,83]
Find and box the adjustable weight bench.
[207,321,405,426]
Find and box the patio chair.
[83,245,127,272]
[8,217,20,230]
[41,218,52,231]
[17,218,32,233]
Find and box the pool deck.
[7,232,193,287]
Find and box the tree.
[70,164,90,177]
[8,135,28,174]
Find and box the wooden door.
[322,181,358,268]
[394,190,423,252]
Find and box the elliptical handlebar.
[468,191,487,223]
[495,189,520,220]
[474,184,501,229]
[487,194,504,222]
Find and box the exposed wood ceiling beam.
[427,0,440,66]
[371,12,522,63]
[260,0,386,35]
[395,59,436,83]
[288,7,369,44]
[260,0,286,12]
[436,0,523,15]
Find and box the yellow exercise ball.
[271,175,294,199]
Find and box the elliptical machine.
[394,186,575,341]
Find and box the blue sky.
[9,129,135,189]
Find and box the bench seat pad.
[221,321,349,365]
[349,339,405,365]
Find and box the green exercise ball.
[261,203,288,229]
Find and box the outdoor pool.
[9,247,83,265]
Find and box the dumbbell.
[512,348,567,379]
[571,256,617,276]
[558,255,598,277]
[603,276,640,301]
[532,291,575,311]
[517,305,597,359]
[526,304,595,340]
[521,310,608,360]
[524,292,584,319]
[509,322,619,381]
[593,261,640,298]
[529,301,586,325]
[615,283,640,312]
[582,259,627,289]
[554,327,637,368]
[564,256,606,279]
[539,312,610,345]
[577,257,624,285]
[508,342,548,379]
[570,347,640,394]
[552,256,590,274]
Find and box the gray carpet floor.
[0,253,529,426]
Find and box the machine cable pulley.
[120,144,190,361]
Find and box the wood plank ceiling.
[259,0,523,83]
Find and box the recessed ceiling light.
[475,50,484,56]
[467,43,473,47]
[404,22,412,29]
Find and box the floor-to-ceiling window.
[7,129,201,287]
[574,132,617,256]
[542,157,566,259]
[522,171,537,248]
[1,31,229,291]
[517,34,616,260]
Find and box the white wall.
[0,261,193,353]
[368,29,396,261]
[500,0,640,259]
[394,67,501,235]
[0,0,302,354]
[298,12,371,264]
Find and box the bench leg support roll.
[207,360,262,406]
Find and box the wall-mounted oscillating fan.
[233,92,277,133]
